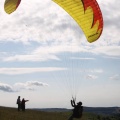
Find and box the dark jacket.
[71,100,83,118]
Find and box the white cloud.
[0,82,15,92]
[104,56,120,59]
[15,81,49,87]
[71,57,95,60]
[3,53,60,62]
[2,45,88,62]
[0,0,82,45]
[0,81,49,92]
[86,74,98,80]
[84,69,103,73]
[26,81,49,86]
[0,67,66,75]
[109,74,120,81]
[92,46,120,57]
[92,69,103,73]
[14,81,49,91]
[2,45,120,63]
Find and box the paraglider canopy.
[4,0,21,14]
[53,0,103,43]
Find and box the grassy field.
[0,106,119,120]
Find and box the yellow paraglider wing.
[4,0,21,14]
[53,0,103,43]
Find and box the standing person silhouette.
[21,98,29,111]
[68,98,83,120]
[16,96,21,111]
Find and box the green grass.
[0,106,68,120]
[0,106,119,120]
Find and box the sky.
[0,0,120,109]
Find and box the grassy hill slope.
[0,106,119,120]
[0,106,98,120]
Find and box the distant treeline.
[32,106,120,115]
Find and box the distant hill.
[32,106,120,115]
[84,107,120,115]
[31,108,70,112]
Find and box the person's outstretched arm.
[71,100,75,107]
[25,100,29,102]
[73,99,76,106]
